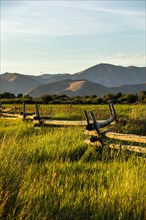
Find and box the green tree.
[103,93,115,103]
[138,91,146,103]
[0,92,15,99]
[41,94,53,104]
[119,94,137,104]
[17,93,23,98]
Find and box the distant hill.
[28,80,110,98]
[0,72,43,95]
[0,63,145,96]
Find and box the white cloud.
[117,53,126,58]
[133,54,145,60]
[113,53,146,67]
[116,53,146,62]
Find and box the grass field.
[0,104,146,219]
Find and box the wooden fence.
[0,103,109,126]
[0,102,146,154]
[83,103,146,154]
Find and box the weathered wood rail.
[109,143,146,154]
[84,130,146,144]
[84,140,146,154]
[105,132,146,144]
[1,113,23,118]
[34,119,100,126]
[1,107,18,113]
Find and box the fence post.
[0,102,2,115]
[108,103,113,117]
[84,110,90,125]
[111,103,118,123]
[90,111,104,152]
[35,104,41,125]
[23,102,26,120]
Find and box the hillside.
[0,72,43,95]
[28,80,110,98]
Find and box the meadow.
[0,104,146,220]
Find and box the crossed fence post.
[84,103,118,153]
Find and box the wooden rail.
[109,144,146,154]
[96,117,116,129]
[84,130,146,144]
[84,140,146,154]
[33,119,107,126]
[1,113,23,118]
[105,132,146,144]
[1,113,35,119]
[1,107,18,114]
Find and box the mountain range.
[0,63,146,97]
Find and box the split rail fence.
[83,103,146,154]
[0,102,146,154]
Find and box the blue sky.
[1,0,146,75]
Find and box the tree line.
[0,91,146,104]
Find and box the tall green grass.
[0,105,146,219]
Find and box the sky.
[1,0,146,75]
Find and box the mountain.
[0,72,43,95]
[28,80,110,98]
[72,63,146,87]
